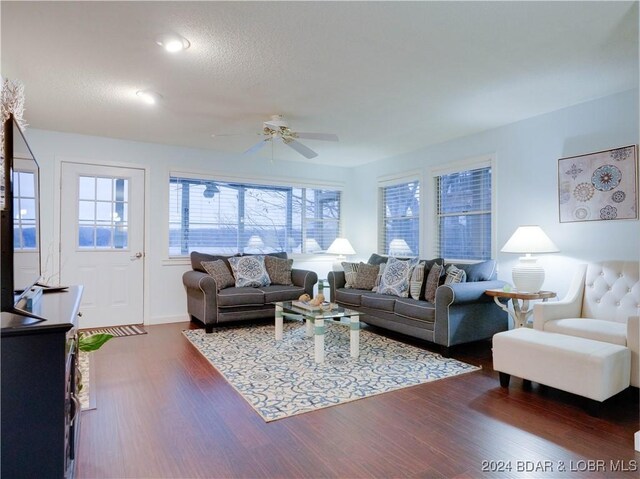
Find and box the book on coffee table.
[292,300,330,311]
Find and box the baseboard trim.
[147,314,189,326]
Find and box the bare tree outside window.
[436,167,491,260]
[169,177,341,256]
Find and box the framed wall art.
[558,145,637,223]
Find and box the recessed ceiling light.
[136,90,162,105]
[156,33,190,53]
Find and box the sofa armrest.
[435,280,508,306]
[434,279,509,348]
[182,270,219,327]
[628,316,639,387]
[327,271,346,302]
[532,300,583,329]
[291,269,318,297]
[183,270,218,295]
[533,263,586,330]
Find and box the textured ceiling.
[1,1,638,166]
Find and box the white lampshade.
[304,238,322,253]
[388,238,413,256]
[327,238,356,256]
[501,226,559,254]
[501,225,559,293]
[246,235,264,249]
[327,237,356,271]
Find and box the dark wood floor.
[78,321,639,478]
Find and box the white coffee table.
[274,301,360,363]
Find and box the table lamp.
[327,237,356,271]
[246,235,264,249]
[388,238,413,257]
[304,238,322,253]
[501,225,559,292]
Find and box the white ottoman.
[493,328,630,405]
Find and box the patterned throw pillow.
[201,260,236,290]
[352,262,380,290]
[444,264,467,285]
[264,255,293,286]
[377,257,419,298]
[372,263,386,292]
[424,262,444,303]
[409,261,426,300]
[342,262,359,288]
[227,255,271,288]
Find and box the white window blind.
[435,166,492,260]
[169,176,340,256]
[379,181,420,257]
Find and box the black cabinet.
[1,286,83,479]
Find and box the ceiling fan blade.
[211,133,242,137]
[243,139,269,155]
[293,132,339,142]
[285,139,318,159]
[213,132,265,138]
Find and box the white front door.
[60,162,145,328]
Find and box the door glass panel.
[77,176,129,249]
[79,177,95,200]
[96,202,112,221]
[78,201,95,220]
[96,178,112,201]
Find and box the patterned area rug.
[183,321,480,422]
[77,351,95,410]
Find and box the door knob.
[131,252,144,261]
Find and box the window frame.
[12,158,40,252]
[167,170,344,260]
[377,170,422,258]
[429,155,496,262]
[77,175,130,250]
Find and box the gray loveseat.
[328,255,508,355]
[183,251,318,333]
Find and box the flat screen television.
[1,114,43,318]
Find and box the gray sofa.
[183,252,317,333]
[328,255,508,355]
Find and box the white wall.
[24,88,639,324]
[25,129,351,324]
[346,88,640,299]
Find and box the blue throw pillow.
[459,260,497,282]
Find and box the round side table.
[485,289,557,329]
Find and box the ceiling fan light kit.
[239,115,339,160]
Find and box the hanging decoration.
[558,145,638,222]
[1,77,27,209]
[1,77,28,144]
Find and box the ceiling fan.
[218,115,339,159]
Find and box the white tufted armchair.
[533,261,639,388]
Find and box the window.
[78,176,129,249]
[13,169,38,250]
[379,180,420,256]
[434,164,492,260]
[169,176,341,256]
